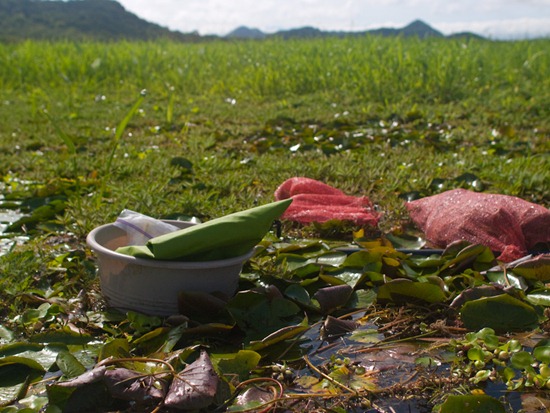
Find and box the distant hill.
[229,20,467,40]
[0,0,203,42]
[0,0,483,42]
[226,26,266,39]
[226,19,484,40]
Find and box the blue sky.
[117,0,550,39]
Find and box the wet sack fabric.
[406,189,550,262]
[274,177,380,226]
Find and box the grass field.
[0,36,549,411]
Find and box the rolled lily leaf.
[509,254,550,282]
[117,199,292,261]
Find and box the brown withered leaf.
[164,350,219,410]
[103,368,167,402]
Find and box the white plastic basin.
[86,220,253,316]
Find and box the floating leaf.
[212,350,261,381]
[526,288,550,307]
[227,290,301,341]
[533,340,550,364]
[321,316,358,339]
[377,279,447,304]
[248,320,309,352]
[460,294,539,332]
[440,394,505,413]
[509,254,550,282]
[450,285,508,309]
[28,327,92,345]
[164,350,218,410]
[54,366,107,388]
[98,338,131,362]
[56,351,86,379]
[103,368,167,402]
[229,386,275,412]
[312,284,353,314]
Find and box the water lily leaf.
[28,327,92,345]
[47,378,115,413]
[321,315,358,339]
[284,284,314,308]
[227,290,301,341]
[98,338,131,361]
[509,254,550,281]
[0,343,44,358]
[131,327,171,355]
[486,271,528,291]
[0,326,14,343]
[533,339,550,364]
[312,285,353,314]
[450,285,507,309]
[103,368,167,402]
[342,251,382,270]
[248,320,309,351]
[386,233,426,250]
[178,291,230,324]
[377,279,447,304]
[441,243,495,273]
[0,356,45,405]
[510,351,534,369]
[455,172,484,191]
[228,386,274,412]
[211,350,261,381]
[0,376,30,408]
[329,365,377,392]
[526,288,550,307]
[0,356,45,378]
[314,251,348,267]
[54,366,107,388]
[460,294,539,332]
[440,394,505,413]
[56,351,86,379]
[164,350,218,410]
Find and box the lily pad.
[509,254,550,282]
[377,279,447,304]
[459,294,539,332]
[440,394,505,413]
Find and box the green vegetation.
[0,0,199,42]
[0,36,549,411]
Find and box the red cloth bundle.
[406,189,550,262]
[274,177,380,226]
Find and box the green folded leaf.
[117,199,292,261]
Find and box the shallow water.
[0,209,29,255]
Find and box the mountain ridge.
[0,0,485,42]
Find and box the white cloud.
[435,17,550,39]
[118,0,550,38]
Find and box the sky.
[116,0,550,40]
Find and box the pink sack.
[274,177,380,226]
[406,189,550,262]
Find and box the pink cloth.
[406,189,550,262]
[274,177,380,226]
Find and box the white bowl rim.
[86,221,255,269]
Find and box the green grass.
[0,36,548,233]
